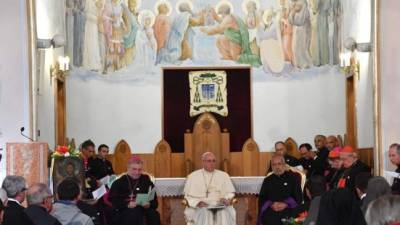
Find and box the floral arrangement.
[282,211,308,225]
[52,145,80,158]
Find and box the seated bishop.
[184,152,236,225]
[258,154,303,225]
[108,156,160,225]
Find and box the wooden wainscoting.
[102,139,373,225]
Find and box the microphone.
[20,127,35,142]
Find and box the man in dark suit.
[25,183,61,225]
[388,143,400,194]
[1,175,34,225]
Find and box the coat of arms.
[189,70,228,117]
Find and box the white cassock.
[184,169,236,225]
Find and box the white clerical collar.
[360,193,367,200]
[8,198,22,206]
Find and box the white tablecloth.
[154,176,265,197]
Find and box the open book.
[136,186,156,206]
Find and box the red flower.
[298,211,308,219]
[57,145,69,154]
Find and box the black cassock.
[88,157,114,180]
[258,171,303,225]
[109,174,160,225]
[391,166,400,194]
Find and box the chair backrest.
[111,140,132,174]
[285,137,300,159]
[184,112,230,174]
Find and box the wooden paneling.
[346,75,358,148]
[154,140,172,177]
[358,147,374,171]
[259,152,272,176]
[112,140,132,174]
[171,153,186,177]
[242,138,260,176]
[286,137,300,159]
[55,79,66,146]
[229,152,243,176]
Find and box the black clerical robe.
[3,201,35,225]
[109,174,160,225]
[88,157,114,180]
[337,160,370,190]
[325,167,344,190]
[258,171,303,225]
[391,166,400,194]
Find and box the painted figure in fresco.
[100,0,114,73]
[257,9,285,74]
[330,0,342,65]
[134,10,157,73]
[243,0,262,57]
[73,0,86,67]
[279,0,294,64]
[121,0,139,68]
[83,0,102,71]
[153,0,172,54]
[65,0,75,63]
[96,0,106,73]
[110,0,126,71]
[200,1,261,66]
[309,0,320,66]
[157,0,202,64]
[315,0,331,66]
[288,0,313,69]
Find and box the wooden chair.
[184,112,230,175]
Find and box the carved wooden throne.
[184,112,230,175]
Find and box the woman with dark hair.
[316,188,366,225]
[361,176,392,214]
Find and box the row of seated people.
[2,138,400,225]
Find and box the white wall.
[35,0,374,153]
[35,0,66,149]
[380,0,400,177]
[0,0,30,181]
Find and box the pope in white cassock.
[183,152,236,225]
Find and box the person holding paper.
[388,143,400,194]
[108,156,160,225]
[183,152,236,225]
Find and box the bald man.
[258,155,302,225]
[184,152,236,225]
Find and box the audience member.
[325,149,344,189]
[80,140,97,198]
[183,152,236,225]
[109,156,160,225]
[88,144,114,181]
[25,183,61,225]
[338,146,371,190]
[365,195,400,225]
[317,188,366,225]
[388,143,400,194]
[259,154,302,225]
[1,175,34,225]
[361,176,392,215]
[268,141,300,172]
[313,135,330,174]
[326,135,340,151]
[51,178,94,225]
[298,143,315,177]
